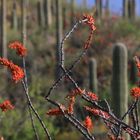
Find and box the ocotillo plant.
[111,43,128,122]
[123,0,129,19]
[37,0,45,27]
[0,0,7,58]
[44,0,52,29]
[89,58,98,93]
[11,0,18,30]
[55,0,63,79]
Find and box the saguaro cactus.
[44,0,52,28]
[89,58,98,93]
[11,0,18,30]
[55,0,63,79]
[62,1,67,30]
[37,0,45,27]
[111,43,128,125]
[123,0,129,18]
[128,0,136,20]
[0,0,7,58]
[105,0,110,17]
[95,0,102,20]
[71,0,75,26]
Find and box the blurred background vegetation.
[0,0,140,139]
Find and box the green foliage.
[55,131,81,140]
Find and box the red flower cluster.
[46,108,63,116]
[46,105,68,116]
[68,96,75,114]
[67,88,85,98]
[84,116,93,131]
[83,14,96,31]
[9,41,27,57]
[0,100,14,112]
[85,106,110,119]
[86,91,98,101]
[130,87,140,98]
[0,58,24,83]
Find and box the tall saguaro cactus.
[0,0,7,58]
[11,0,18,30]
[111,43,128,121]
[71,0,75,26]
[128,0,136,20]
[95,0,102,20]
[105,0,110,17]
[21,0,27,47]
[44,0,52,28]
[89,58,98,93]
[37,0,45,27]
[123,0,129,18]
[55,0,63,79]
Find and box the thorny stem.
[22,48,51,139]
[45,49,87,98]
[45,18,88,98]
[22,30,40,139]
[28,105,40,140]
[22,80,52,140]
[46,98,95,140]
[134,100,139,131]
[60,19,87,65]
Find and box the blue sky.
[77,0,140,15]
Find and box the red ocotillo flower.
[9,41,27,57]
[130,87,140,98]
[0,100,14,112]
[46,106,68,116]
[83,14,96,31]
[67,88,85,98]
[86,91,98,101]
[0,58,24,83]
[85,106,110,119]
[68,96,75,114]
[82,14,96,49]
[46,108,63,116]
[133,56,140,70]
[84,116,93,131]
